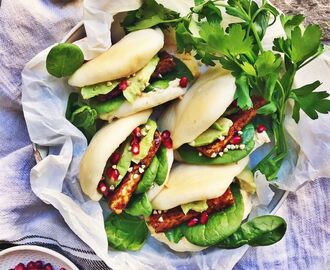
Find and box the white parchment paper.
[21,1,330,269]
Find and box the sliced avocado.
[155,145,168,186]
[132,119,157,163]
[135,156,159,194]
[211,117,233,133]
[236,168,256,194]
[81,80,119,100]
[189,117,233,147]
[123,56,160,103]
[145,80,170,92]
[181,200,208,215]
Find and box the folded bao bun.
[151,157,249,210]
[160,67,236,149]
[149,190,252,252]
[79,109,173,202]
[69,28,164,87]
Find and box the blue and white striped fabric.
[0,1,329,269]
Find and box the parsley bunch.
[122,0,330,180]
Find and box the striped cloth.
[0,1,329,270]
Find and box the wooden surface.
[272,0,330,42]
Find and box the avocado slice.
[123,56,160,103]
[236,168,256,194]
[181,200,208,215]
[81,80,119,100]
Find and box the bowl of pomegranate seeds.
[0,245,78,270]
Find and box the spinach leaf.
[182,184,244,246]
[218,215,287,248]
[136,156,159,194]
[165,225,184,244]
[105,213,148,251]
[46,43,84,78]
[177,124,255,165]
[92,96,125,115]
[65,93,97,141]
[125,193,153,217]
[155,145,168,185]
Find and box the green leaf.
[290,81,330,122]
[280,14,305,38]
[165,225,184,243]
[241,62,256,76]
[46,43,84,78]
[176,21,198,53]
[125,193,153,217]
[218,215,287,248]
[235,74,253,110]
[81,81,119,100]
[93,96,125,115]
[257,101,277,115]
[192,1,222,23]
[160,57,194,82]
[291,25,322,65]
[155,145,168,185]
[255,51,282,77]
[182,184,244,246]
[105,213,148,251]
[136,156,159,194]
[122,0,180,32]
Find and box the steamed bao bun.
[160,67,236,149]
[79,110,173,202]
[68,27,199,121]
[148,157,253,252]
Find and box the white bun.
[100,83,186,121]
[150,189,252,252]
[79,110,152,201]
[160,67,236,149]
[69,28,164,87]
[147,148,174,202]
[151,157,249,210]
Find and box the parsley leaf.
[291,81,330,122]
[122,0,180,32]
[235,75,253,110]
[255,51,282,77]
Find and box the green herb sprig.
[122,0,330,180]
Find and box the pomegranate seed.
[35,261,43,269]
[132,127,142,138]
[130,136,141,146]
[257,124,267,133]
[230,135,241,145]
[106,168,119,181]
[179,76,188,88]
[60,268,67,270]
[98,181,109,197]
[200,211,209,224]
[119,80,128,91]
[131,143,140,155]
[43,263,53,270]
[27,261,36,269]
[161,130,171,140]
[110,151,121,165]
[187,217,199,227]
[162,138,173,149]
[15,264,26,270]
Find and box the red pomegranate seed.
[187,217,199,227]
[162,138,173,149]
[98,181,109,197]
[130,136,141,146]
[15,264,26,270]
[119,80,128,91]
[27,261,36,270]
[132,127,142,138]
[230,135,241,145]
[131,143,140,155]
[60,268,67,270]
[43,264,53,270]
[200,211,209,224]
[106,168,119,181]
[161,130,171,140]
[179,76,188,88]
[35,261,43,269]
[110,151,121,165]
[257,124,267,133]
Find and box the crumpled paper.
[21,0,330,269]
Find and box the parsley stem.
[250,23,264,53]
[298,49,324,69]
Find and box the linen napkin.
[0,1,329,270]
